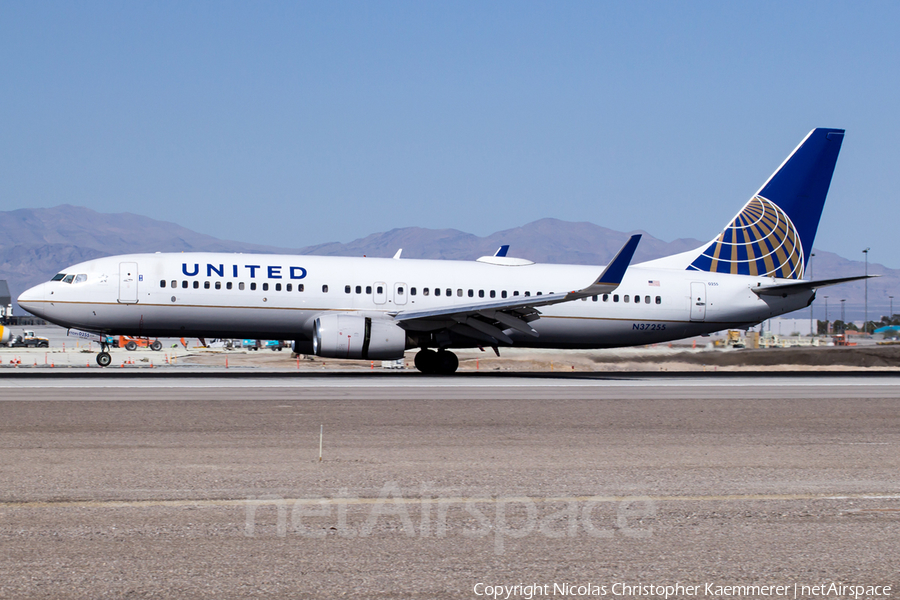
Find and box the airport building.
[0,280,45,325]
[0,280,11,322]
[756,317,814,337]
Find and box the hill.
[299,218,703,264]
[1,205,893,321]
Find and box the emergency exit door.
[373,281,387,305]
[394,282,408,305]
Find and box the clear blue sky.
[2,2,899,265]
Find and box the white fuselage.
[18,252,812,349]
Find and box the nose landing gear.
[96,339,112,367]
[414,349,459,374]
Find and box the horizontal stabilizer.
[752,274,878,297]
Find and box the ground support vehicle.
[9,330,50,348]
[116,336,163,351]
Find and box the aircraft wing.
[392,235,641,345]
[752,274,879,297]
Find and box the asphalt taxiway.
[1,373,898,598]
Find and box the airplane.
[17,128,872,373]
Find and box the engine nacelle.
[313,314,407,360]
[0,325,11,346]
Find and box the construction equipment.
[117,336,163,351]
[725,330,745,348]
[832,334,857,347]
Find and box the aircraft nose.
[17,283,47,317]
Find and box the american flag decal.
[648,280,660,286]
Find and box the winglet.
[594,234,641,286]
[393,249,402,260]
[570,234,641,298]
[494,245,510,257]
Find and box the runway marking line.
[3,493,899,510]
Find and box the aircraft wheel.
[96,352,112,367]
[150,341,163,351]
[436,350,459,374]
[414,349,438,374]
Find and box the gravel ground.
[177,344,900,373]
[4,330,900,372]
[1,382,898,598]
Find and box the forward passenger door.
[118,262,139,304]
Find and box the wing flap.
[485,310,539,337]
[457,317,514,344]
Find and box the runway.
[1,374,898,598]
[3,370,900,390]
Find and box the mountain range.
[1,205,893,322]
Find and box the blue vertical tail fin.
[687,128,844,279]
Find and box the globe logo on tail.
[688,196,804,279]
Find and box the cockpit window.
[74,274,87,283]
[62,275,75,284]
[51,273,66,281]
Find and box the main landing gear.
[97,340,112,367]
[414,349,459,375]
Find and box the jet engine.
[0,325,11,346]
[313,314,408,360]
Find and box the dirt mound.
[591,345,900,368]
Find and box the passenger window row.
[159,279,663,305]
[345,285,381,294]
[160,280,306,292]
[412,288,531,298]
[591,294,662,304]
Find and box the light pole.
[824,295,829,335]
[841,299,846,334]
[809,253,816,336]
[863,248,870,334]
[891,295,895,324]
